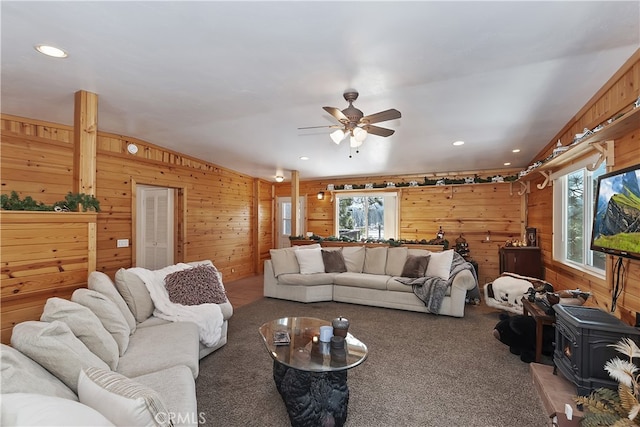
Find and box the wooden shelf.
[516,106,640,194]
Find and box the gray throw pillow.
[164,265,228,305]
[322,249,347,273]
[401,255,431,278]
[115,268,155,324]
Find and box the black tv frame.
[590,163,640,260]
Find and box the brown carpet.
[196,298,550,427]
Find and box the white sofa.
[264,245,479,318]
[1,260,232,427]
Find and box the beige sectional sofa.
[1,260,232,427]
[264,244,479,317]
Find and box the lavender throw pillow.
[164,265,227,305]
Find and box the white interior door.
[136,185,174,269]
[276,196,306,248]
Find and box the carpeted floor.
[196,298,550,427]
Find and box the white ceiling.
[2,1,639,182]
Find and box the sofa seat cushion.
[117,321,200,379]
[278,273,337,286]
[386,278,415,293]
[333,272,390,290]
[133,365,198,427]
[388,277,452,296]
[0,343,78,401]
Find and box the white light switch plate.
[117,239,129,248]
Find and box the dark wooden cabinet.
[499,247,543,279]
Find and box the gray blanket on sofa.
[396,252,480,314]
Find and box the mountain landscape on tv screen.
[592,169,640,254]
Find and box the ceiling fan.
[299,90,401,156]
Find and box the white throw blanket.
[129,264,223,347]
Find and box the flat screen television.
[590,163,640,260]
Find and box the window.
[334,192,398,240]
[553,158,606,274]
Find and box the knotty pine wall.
[1,114,274,342]
[275,172,524,285]
[526,49,640,326]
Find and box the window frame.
[552,154,606,278]
[333,190,399,240]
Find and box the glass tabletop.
[259,317,368,372]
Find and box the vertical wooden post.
[74,90,98,273]
[73,90,98,196]
[253,178,260,273]
[291,170,300,237]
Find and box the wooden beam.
[291,170,300,236]
[73,90,98,196]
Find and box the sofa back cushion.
[0,343,78,401]
[385,247,408,276]
[41,298,119,370]
[342,246,366,273]
[89,271,136,333]
[10,320,110,393]
[294,247,325,274]
[115,268,155,323]
[72,289,131,356]
[269,247,299,277]
[363,247,388,275]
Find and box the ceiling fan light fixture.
[330,129,345,144]
[349,136,363,148]
[353,127,367,143]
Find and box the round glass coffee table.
[259,317,368,427]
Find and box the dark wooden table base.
[273,361,349,427]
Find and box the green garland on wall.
[1,191,101,212]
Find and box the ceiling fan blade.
[298,125,341,130]
[323,106,349,123]
[361,109,401,125]
[363,124,395,137]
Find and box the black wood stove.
[553,304,640,396]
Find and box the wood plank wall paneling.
[276,177,523,285]
[96,149,256,281]
[0,211,96,343]
[527,49,640,325]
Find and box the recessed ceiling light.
[299,156,309,160]
[34,44,68,58]
[512,149,521,153]
[453,141,465,146]
[504,162,511,166]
